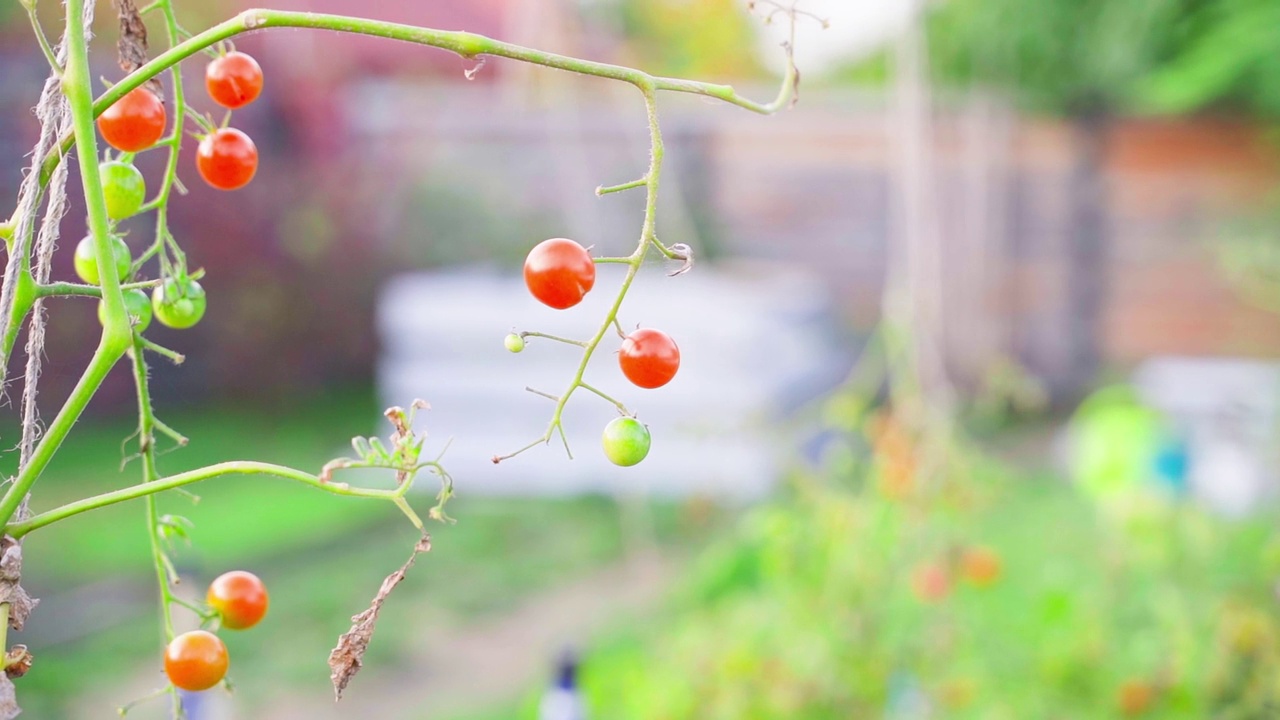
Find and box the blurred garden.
[0,0,1279,718]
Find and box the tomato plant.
[0,0,800,713]
[205,51,264,109]
[96,87,167,153]
[151,277,207,329]
[164,630,229,692]
[207,570,269,630]
[523,238,596,309]
[196,128,258,190]
[72,234,131,285]
[619,328,680,389]
[99,161,146,220]
[602,417,651,467]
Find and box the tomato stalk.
[494,86,664,462]
[5,461,440,539]
[18,7,798,225]
[0,0,132,532]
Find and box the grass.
[5,387,721,718]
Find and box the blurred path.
[260,551,675,720]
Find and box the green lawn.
[7,388,719,717]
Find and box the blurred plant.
[1212,203,1280,314]
[1137,0,1280,118]
[599,0,765,79]
[575,378,1280,717]
[0,0,802,715]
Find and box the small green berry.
[602,417,651,467]
[505,333,525,353]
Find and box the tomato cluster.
[520,238,683,467]
[163,570,269,692]
[86,51,267,336]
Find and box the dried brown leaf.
[328,535,431,700]
[114,0,162,96]
[0,675,18,720]
[0,538,37,632]
[4,646,31,679]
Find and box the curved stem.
[495,87,665,462]
[22,7,797,205]
[6,461,408,539]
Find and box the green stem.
[495,86,665,462]
[520,331,587,348]
[130,339,177,642]
[24,7,796,202]
[7,461,409,538]
[26,5,63,75]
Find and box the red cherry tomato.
[164,630,229,691]
[523,238,595,309]
[618,328,680,389]
[206,51,264,109]
[196,128,258,190]
[207,570,269,630]
[97,88,167,152]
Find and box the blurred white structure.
[376,262,848,498]
[1134,356,1280,517]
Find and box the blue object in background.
[539,648,587,720]
[1151,432,1191,498]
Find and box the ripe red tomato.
[618,328,680,389]
[196,128,258,190]
[207,570,268,630]
[205,51,264,109]
[164,630,229,691]
[523,238,595,309]
[97,88,167,152]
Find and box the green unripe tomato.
[151,278,207,329]
[99,161,147,220]
[505,333,525,353]
[602,417,651,467]
[73,235,132,285]
[99,288,152,332]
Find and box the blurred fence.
[354,82,1280,404]
[376,263,850,497]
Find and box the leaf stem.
[6,461,411,538]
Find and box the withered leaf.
[114,0,163,96]
[0,538,37,632]
[328,535,431,700]
[0,675,18,720]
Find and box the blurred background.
[1,0,1280,717]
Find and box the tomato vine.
[0,0,814,714]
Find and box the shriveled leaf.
[0,675,18,720]
[328,536,431,700]
[4,646,32,679]
[0,538,37,631]
[114,0,162,96]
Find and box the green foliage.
[611,0,764,79]
[926,0,1194,113]
[573,416,1280,717]
[1136,0,1280,117]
